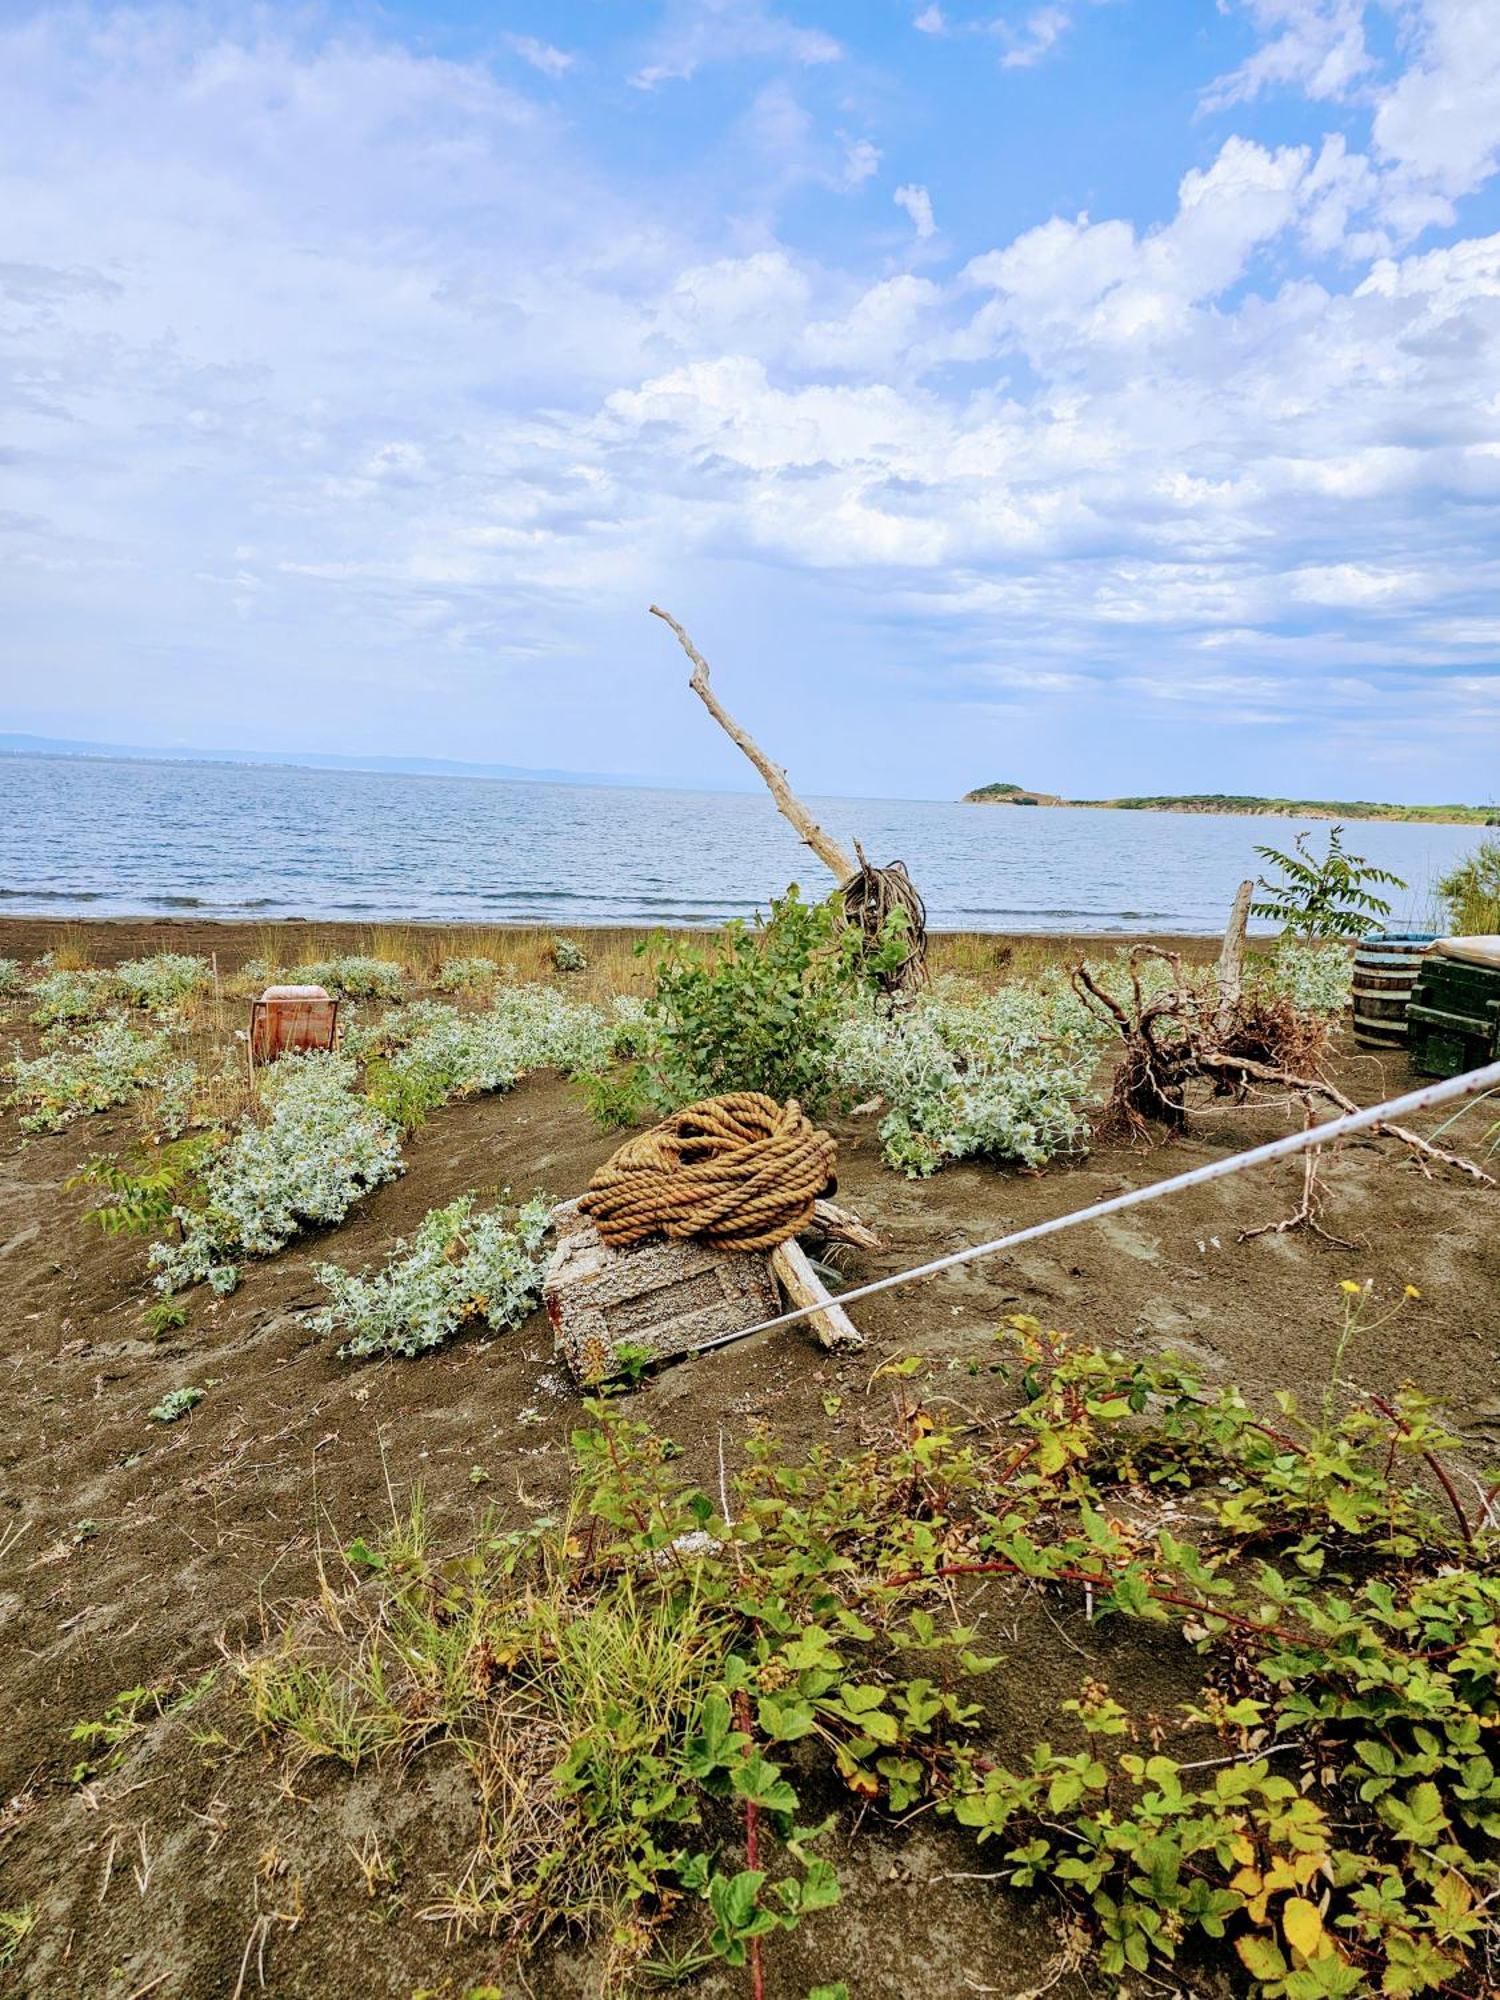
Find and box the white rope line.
[692,1058,1500,1357]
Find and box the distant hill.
[0,732,641,789]
[962,783,1496,826]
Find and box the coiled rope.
[580,1091,838,1252]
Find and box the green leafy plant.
[435,956,500,993]
[640,886,865,1114]
[0,1903,35,1967]
[575,1061,651,1131]
[67,1132,218,1237]
[551,936,588,973]
[1251,827,1406,940]
[245,1292,1500,1997]
[27,965,120,1027]
[299,955,406,999]
[114,952,211,1011]
[1436,837,1500,936]
[144,1297,189,1338]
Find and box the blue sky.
[1,1,1497,803]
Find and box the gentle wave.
[0,755,1481,935]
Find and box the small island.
[962,783,1497,826]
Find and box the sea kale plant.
[151,1052,403,1294]
[363,988,620,1131]
[312,1193,551,1359]
[434,956,500,993]
[244,1292,1500,1998]
[1259,938,1354,1019]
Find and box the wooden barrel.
[1351,933,1437,1047]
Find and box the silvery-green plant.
[29,967,120,1027]
[299,957,405,999]
[0,959,21,997]
[10,1017,175,1133]
[1260,938,1353,1018]
[830,984,1097,1176]
[383,987,616,1102]
[151,1053,403,1293]
[434,956,499,993]
[313,1193,551,1359]
[115,953,212,1011]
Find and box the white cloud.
[1203,0,1372,111]
[894,182,937,238]
[504,34,574,79]
[2,3,1499,797]
[1372,0,1500,203]
[841,136,881,186]
[629,0,841,89]
[914,5,948,32]
[998,5,1072,70]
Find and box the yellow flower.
[1404,1284,1421,1300]
[1339,1279,1361,1297]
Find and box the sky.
[1,0,1498,804]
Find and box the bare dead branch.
[649,605,858,883]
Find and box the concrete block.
[544,1199,780,1384]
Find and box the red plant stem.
[733,1688,765,2000]
[1368,1394,1474,1548]
[882,1557,1315,1648]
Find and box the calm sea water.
[0,755,1485,934]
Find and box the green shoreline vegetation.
[963,781,1497,825]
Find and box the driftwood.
[649,605,857,881]
[770,1236,866,1351]
[649,605,928,990]
[810,1197,884,1252]
[1071,909,1493,1243]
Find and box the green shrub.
[1437,836,1500,935]
[1251,826,1405,940]
[550,936,588,973]
[641,886,863,1112]
[68,1133,219,1236]
[312,1193,551,1359]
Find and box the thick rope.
[580,1091,838,1252]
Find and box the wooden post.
[1215,879,1253,1037]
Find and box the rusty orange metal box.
[250,985,339,1064]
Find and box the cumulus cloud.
[1,1,1497,796]
[1203,0,1372,111]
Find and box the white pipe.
[690,1058,1500,1357]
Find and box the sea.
[0,754,1486,935]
